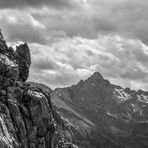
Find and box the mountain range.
[35,71,148,148]
[1,28,148,148]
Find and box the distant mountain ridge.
[51,71,148,148]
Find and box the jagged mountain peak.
[83,71,111,89]
[89,71,104,81]
[53,70,148,147]
[70,72,106,90]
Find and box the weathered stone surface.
[0,54,19,86]
[0,103,20,148]
[15,43,31,82]
[53,71,148,148]
[0,30,78,148]
[0,29,8,53]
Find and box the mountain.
[0,30,78,148]
[52,72,148,148]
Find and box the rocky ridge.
[53,72,148,148]
[0,30,78,148]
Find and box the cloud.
[27,35,148,90]
[0,0,79,9]
[1,0,148,45]
[1,0,148,91]
[88,0,148,44]
[32,58,57,71]
[0,9,47,44]
[23,0,148,45]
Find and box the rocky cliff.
[0,30,78,148]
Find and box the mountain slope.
[53,72,148,148]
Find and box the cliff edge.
[0,30,78,148]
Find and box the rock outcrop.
[0,29,78,148]
[15,43,31,82]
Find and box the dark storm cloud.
[2,0,148,45]
[0,0,77,9]
[93,17,117,33]
[24,0,148,45]
[5,25,46,44]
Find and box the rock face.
[15,43,31,82]
[0,30,78,148]
[53,72,148,148]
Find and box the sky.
[1,0,148,90]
